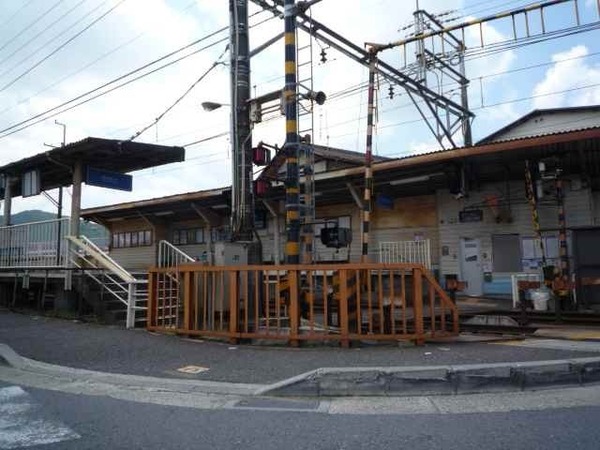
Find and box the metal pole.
[56,187,63,266]
[459,45,473,147]
[284,0,300,264]
[362,52,377,262]
[524,161,546,269]
[70,161,83,238]
[55,120,66,265]
[3,177,12,227]
[229,0,254,242]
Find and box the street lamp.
[201,101,229,112]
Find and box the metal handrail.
[379,240,432,270]
[0,218,70,268]
[67,234,141,328]
[68,235,135,283]
[158,240,195,268]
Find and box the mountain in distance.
[11,209,108,240]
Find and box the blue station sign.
[85,166,132,191]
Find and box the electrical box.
[214,241,262,266]
[320,226,352,249]
[211,241,262,317]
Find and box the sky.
[0,0,598,215]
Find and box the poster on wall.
[459,209,483,223]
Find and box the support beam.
[345,182,363,208]
[2,176,13,226]
[70,160,83,237]
[191,202,217,265]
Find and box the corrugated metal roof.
[477,105,600,144]
[82,125,600,218]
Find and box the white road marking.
[0,386,80,449]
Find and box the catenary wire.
[0,0,127,93]
[0,0,66,55]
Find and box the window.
[111,230,153,248]
[255,210,267,229]
[172,227,205,245]
[492,234,521,272]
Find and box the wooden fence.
[146,263,459,346]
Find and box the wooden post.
[413,267,424,345]
[339,269,350,348]
[147,271,156,328]
[288,269,299,347]
[229,270,239,344]
[183,270,193,332]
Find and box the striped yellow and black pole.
[524,160,546,268]
[284,0,300,264]
[362,52,377,263]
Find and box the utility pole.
[283,0,300,264]
[230,0,254,242]
[55,120,66,265]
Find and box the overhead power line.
[0,0,89,68]
[0,0,66,55]
[129,45,230,141]
[0,0,128,93]
[0,13,275,141]
[0,0,37,32]
[0,0,108,82]
[0,32,229,138]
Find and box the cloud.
[532,45,600,109]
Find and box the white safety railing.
[0,218,70,268]
[379,240,432,270]
[158,240,195,268]
[68,235,143,328]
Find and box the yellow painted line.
[554,332,600,340]
[489,340,525,346]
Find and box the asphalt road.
[3,381,600,450]
[2,310,599,384]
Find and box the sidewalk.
[2,309,600,385]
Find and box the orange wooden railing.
[146,263,459,346]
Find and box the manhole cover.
[177,365,209,374]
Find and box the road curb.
[258,358,600,397]
[0,343,263,396]
[4,342,600,399]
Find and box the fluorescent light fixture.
[211,204,229,209]
[390,175,430,186]
[389,172,445,186]
[154,211,174,216]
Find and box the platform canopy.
[0,137,185,198]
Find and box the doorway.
[460,238,483,296]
